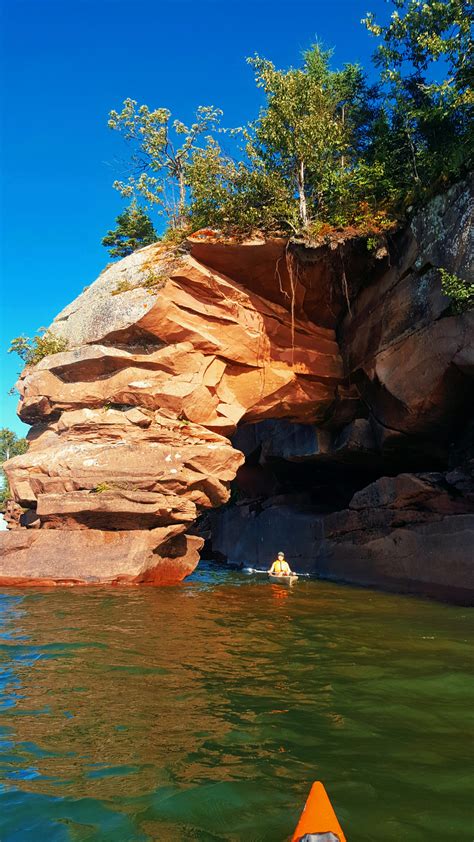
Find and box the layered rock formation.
[1,176,473,598]
[1,239,343,585]
[205,177,474,603]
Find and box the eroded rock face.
[317,465,474,603]
[9,410,243,522]
[0,527,202,586]
[17,251,342,430]
[205,178,474,602]
[2,177,473,597]
[207,465,474,603]
[341,176,474,456]
[2,241,344,585]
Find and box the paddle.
[243,567,312,577]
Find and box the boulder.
[317,514,474,605]
[6,410,243,515]
[319,466,474,602]
[3,499,23,530]
[0,526,202,586]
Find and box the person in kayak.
[269,552,293,576]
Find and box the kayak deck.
[268,573,298,585]
[292,781,346,841]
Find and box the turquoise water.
[0,563,473,841]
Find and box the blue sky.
[0,0,388,436]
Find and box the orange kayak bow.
[292,781,347,841]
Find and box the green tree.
[186,136,295,233]
[0,428,28,506]
[248,44,377,227]
[108,99,222,228]
[102,201,157,258]
[0,428,28,463]
[185,44,382,234]
[363,0,473,195]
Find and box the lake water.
[0,563,473,841]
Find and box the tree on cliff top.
[108,100,222,229]
[363,0,473,196]
[102,201,157,258]
[248,44,362,227]
[186,44,382,233]
[103,9,472,240]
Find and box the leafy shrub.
[9,330,69,365]
[439,268,474,314]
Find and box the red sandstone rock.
[3,500,23,530]
[2,178,473,594]
[6,410,243,513]
[2,240,344,586]
[0,527,202,586]
[340,177,474,447]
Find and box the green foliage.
[111,270,167,296]
[439,268,474,313]
[363,0,473,201]
[0,428,28,463]
[248,44,366,226]
[108,100,222,228]
[8,330,69,366]
[105,10,472,240]
[0,484,11,507]
[142,271,167,292]
[102,201,157,258]
[0,428,28,506]
[186,137,295,233]
[186,45,387,233]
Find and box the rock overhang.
[2,177,474,595]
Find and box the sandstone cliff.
[2,177,473,599]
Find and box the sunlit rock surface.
[1,176,473,596]
[1,238,343,585]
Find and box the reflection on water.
[0,564,473,841]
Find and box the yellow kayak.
[268,573,298,585]
[292,781,346,841]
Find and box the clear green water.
[0,564,473,842]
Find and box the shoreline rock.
[1,177,473,599]
[0,527,202,587]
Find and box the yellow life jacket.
[273,559,290,574]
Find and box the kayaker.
[269,552,292,576]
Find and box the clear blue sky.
[0,0,388,436]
